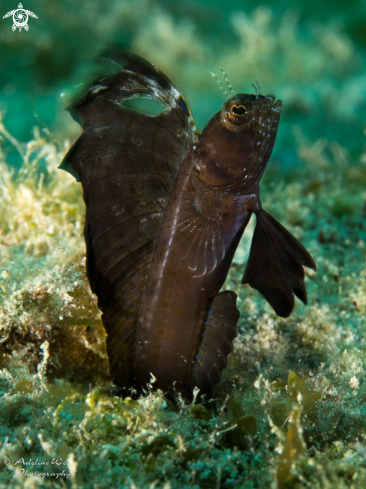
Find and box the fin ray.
[241,209,316,318]
[189,291,239,396]
[61,51,197,387]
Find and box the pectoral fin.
[242,209,316,318]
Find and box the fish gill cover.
[0,1,366,488]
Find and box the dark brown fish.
[60,50,316,399]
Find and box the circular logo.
[3,3,38,32]
[12,8,28,30]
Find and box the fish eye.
[222,97,253,130]
[231,105,247,116]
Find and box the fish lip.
[265,94,276,103]
[273,99,283,107]
[264,94,282,107]
[263,95,283,114]
[269,99,283,116]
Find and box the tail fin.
[242,209,316,318]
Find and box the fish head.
[194,93,282,191]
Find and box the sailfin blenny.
[61,50,316,399]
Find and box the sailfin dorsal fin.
[60,51,197,387]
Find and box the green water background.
[0,0,365,171]
[1,2,366,487]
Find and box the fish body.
[135,150,251,393]
[61,51,316,399]
[136,94,282,394]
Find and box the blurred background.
[1,4,366,487]
[0,0,365,170]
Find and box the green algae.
[271,371,322,425]
[1,2,366,488]
[2,120,366,489]
[276,407,306,489]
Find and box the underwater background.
[1,0,366,487]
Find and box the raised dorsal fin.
[60,51,197,387]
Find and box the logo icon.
[3,3,38,31]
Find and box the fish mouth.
[272,99,283,111]
[264,94,283,111]
[259,95,282,127]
